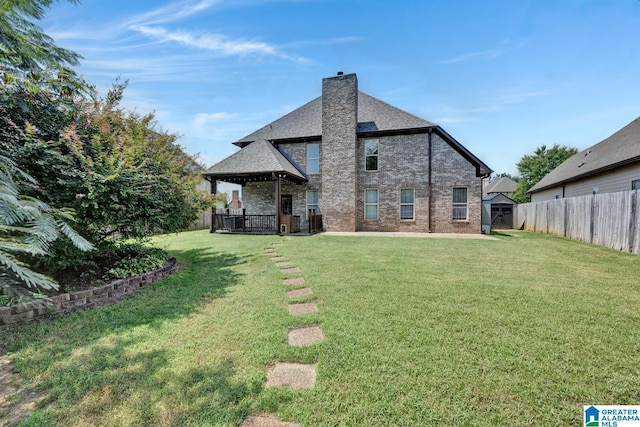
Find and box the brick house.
[204,72,492,234]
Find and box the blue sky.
[42,0,640,178]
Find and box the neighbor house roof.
[484,176,518,194]
[203,138,307,184]
[234,92,435,146]
[529,117,640,193]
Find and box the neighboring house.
[529,117,640,202]
[203,72,492,234]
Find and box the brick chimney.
[320,72,358,232]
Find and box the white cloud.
[439,49,503,64]
[125,0,221,26]
[132,25,280,56]
[194,112,239,125]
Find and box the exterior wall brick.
[431,137,482,233]
[320,73,358,231]
[355,133,483,233]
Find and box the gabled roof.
[203,138,307,184]
[234,92,435,146]
[483,192,517,204]
[529,117,640,193]
[484,176,518,194]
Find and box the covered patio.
[203,139,323,235]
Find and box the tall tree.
[512,144,579,203]
[0,0,80,85]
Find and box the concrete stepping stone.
[288,302,318,315]
[242,415,299,427]
[282,277,304,286]
[287,287,313,298]
[281,267,301,274]
[270,256,286,261]
[288,326,324,346]
[266,362,318,388]
[275,261,293,267]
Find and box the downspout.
[428,128,433,233]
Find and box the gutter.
[428,128,433,233]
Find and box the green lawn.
[2,230,640,426]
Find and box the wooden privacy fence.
[518,190,640,253]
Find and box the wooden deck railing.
[211,212,303,234]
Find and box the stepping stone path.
[242,415,299,427]
[266,363,318,388]
[282,277,305,286]
[288,302,318,315]
[275,261,293,267]
[288,326,324,346]
[244,244,324,426]
[287,287,313,298]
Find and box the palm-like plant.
[1,154,93,303]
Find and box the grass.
[1,230,640,426]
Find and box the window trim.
[364,188,379,221]
[306,190,319,219]
[400,188,415,220]
[365,139,379,171]
[452,186,468,222]
[306,143,319,174]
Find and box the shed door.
[491,203,514,229]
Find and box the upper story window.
[632,179,640,190]
[452,187,468,221]
[307,143,319,174]
[365,139,378,171]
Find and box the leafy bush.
[106,246,168,279]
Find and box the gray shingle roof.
[203,138,307,182]
[484,176,518,194]
[234,92,435,145]
[529,117,640,193]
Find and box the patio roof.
[203,138,308,184]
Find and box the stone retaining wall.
[0,257,179,327]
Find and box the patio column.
[210,179,217,233]
[274,173,281,234]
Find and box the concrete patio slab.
[287,287,313,298]
[288,302,318,315]
[266,363,317,388]
[288,326,324,346]
[321,231,498,240]
[282,277,305,286]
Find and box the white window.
[307,143,319,174]
[452,187,468,221]
[364,189,379,220]
[400,188,415,220]
[365,139,378,171]
[306,190,319,218]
